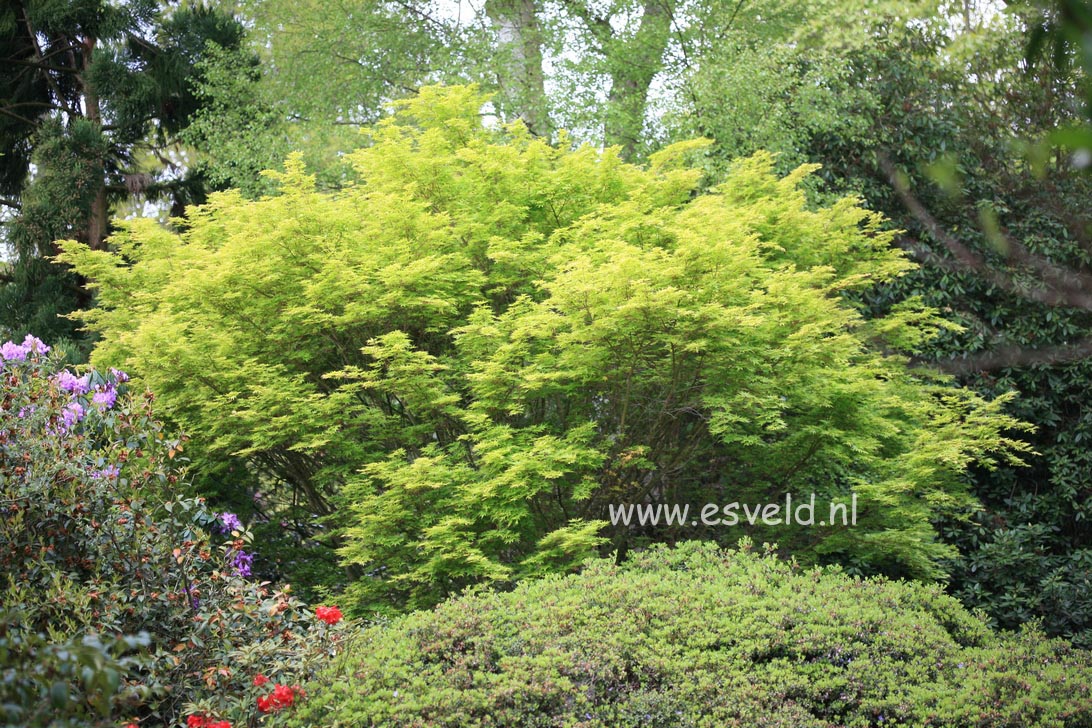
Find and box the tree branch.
[922,337,1092,375]
[881,152,1092,312]
[0,106,39,126]
[895,233,1092,310]
[386,0,455,36]
[882,151,1092,373]
[101,114,158,132]
[560,0,614,50]
[724,0,748,34]
[0,100,72,115]
[0,56,81,76]
[18,4,81,116]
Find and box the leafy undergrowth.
[293,540,1092,728]
[0,339,348,727]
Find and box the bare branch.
[0,56,81,76]
[881,152,1092,312]
[725,0,748,34]
[924,337,1092,375]
[895,233,1092,310]
[17,5,81,116]
[386,0,455,36]
[0,106,39,126]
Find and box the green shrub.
[0,338,348,727]
[292,540,1092,728]
[61,85,1032,612]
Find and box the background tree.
[672,0,1092,645]
[0,0,244,354]
[185,0,488,194]
[193,0,768,176]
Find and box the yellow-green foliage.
[290,541,1092,728]
[60,85,1030,612]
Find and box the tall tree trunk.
[80,35,108,251]
[486,0,551,137]
[604,0,672,161]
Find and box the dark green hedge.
[291,541,1092,727]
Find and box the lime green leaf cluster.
[60,85,1030,612]
[289,541,1092,728]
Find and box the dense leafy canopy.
[6,1,1092,724]
[676,1,1092,646]
[61,86,1030,613]
[0,0,244,352]
[188,0,831,183]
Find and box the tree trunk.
[80,35,108,251]
[603,0,672,161]
[485,0,551,137]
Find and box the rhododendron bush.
[0,341,348,727]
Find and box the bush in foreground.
[293,540,1092,728]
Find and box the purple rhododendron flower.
[17,405,35,418]
[55,370,91,395]
[217,512,243,534]
[61,401,85,429]
[109,367,130,383]
[184,584,199,610]
[21,335,49,355]
[0,342,28,361]
[232,550,254,578]
[92,386,117,409]
[92,464,121,480]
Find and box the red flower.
[123,723,139,728]
[257,682,303,713]
[315,605,343,625]
[252,673,270,687]
[271,682,296,707]
[188,719,229,728]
